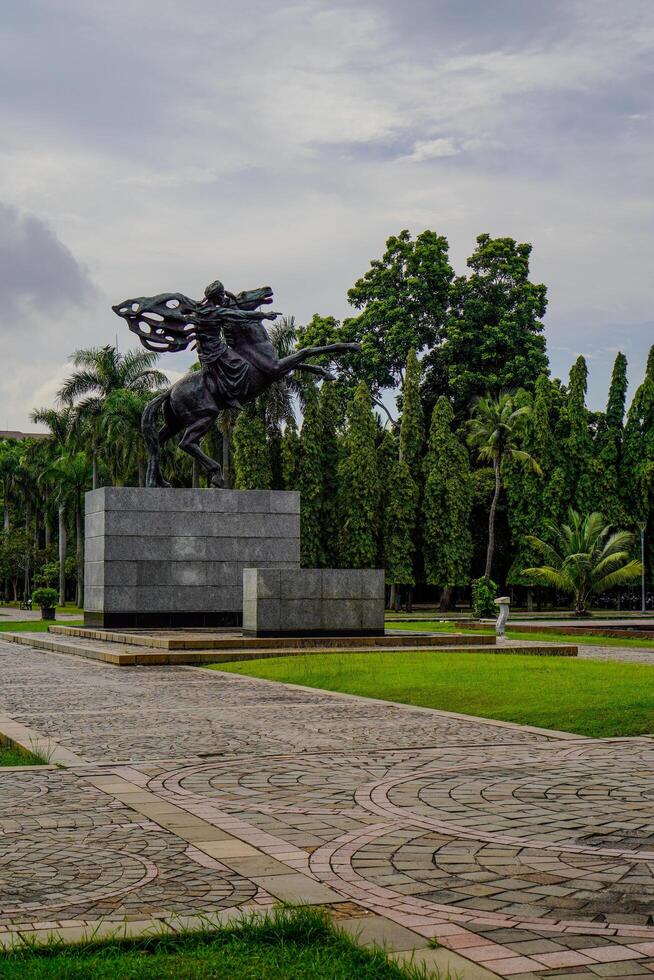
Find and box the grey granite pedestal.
[243,567,385,636]
[84,488,300,628]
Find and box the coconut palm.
[523,510,642,615]
[101,389,152,486]
[58,345,168,487]
[467,391,541,581]
[39,453,92,607]
[0,439,21,531]
[31,407,75,605]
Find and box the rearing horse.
[112,285,358,488]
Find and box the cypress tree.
[563,356,594,513]
[298,388,323,566]
[378,430,418,607]
[232,410,272,489]
[318,382,340,566]
[397,349,424,605]
[422,397,472,607]
[399,349,424,471]
[622,348,654,580]
[596,352,628,524]
[280,418,302,490]
[505,377,562,585]
[337,382,380,568]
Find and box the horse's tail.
[142,389,170,487]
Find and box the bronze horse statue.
[112,282,358,488]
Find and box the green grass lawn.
[0,619,83,633]
[0,907,432,980]
[0,744,47,767]
[214,650,654,738]
[391,619,654,649]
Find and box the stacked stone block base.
[84,488,300,628]
[243,567,385,636]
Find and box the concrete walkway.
[2,638,654,978]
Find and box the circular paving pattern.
[152,745,553,813]
[0,839,156,913]
[347,826,654,922]
[0,825,257,923]
[371,755,654,850]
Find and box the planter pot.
[41,607,56,621]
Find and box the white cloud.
[0,0,652,419]
[401,138,461,162]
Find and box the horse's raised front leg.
[276,342,360,375]
[179,415,224,487]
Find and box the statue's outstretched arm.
[193,305,276,324]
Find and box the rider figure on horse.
[192,279,279,409]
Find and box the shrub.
[32,587,59,610]
[471,576,498,618]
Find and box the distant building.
[0,430,48,441]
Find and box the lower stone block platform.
[243,568,386,636]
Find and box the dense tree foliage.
[337,382,380,568]
[422,398,473,606]
[3,227,654,613]
[422,235,548,417]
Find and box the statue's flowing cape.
[112,293,203,353]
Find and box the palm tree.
[31,407,75,605]
[58,345,168,487]
[40,453,92,607]
[0,439,21,531]
[467,391,541,581]
[523,510,642,615]
[101,390,151,486]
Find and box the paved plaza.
[2,638,654,978]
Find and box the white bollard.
[495,596,511,639]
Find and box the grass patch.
[214,650,654,738]
[392,619,654,650]
[0,620,83,633]
[0,907,434,980]
[0,744,47,767]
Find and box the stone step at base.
[49,625,494,651]
[1,631,577,666]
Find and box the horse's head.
[230,286,274,311]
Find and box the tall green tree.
[337,382,380,568]
[467,392,541,582]
[381,434,418,607]
[318,382,341,566]
[232,409,272,490]
[41,453,92,607]
[399,349,424,469]
[621,346,654,580]
[563,356,594,514]
[0,440,21,531]
[422,397,473,608]
[594,352,628,524]
[423,235,548,417]
[505,378,563,588]
[31,407,75,604]
[280,418,302,491]
[297,230,453,420]
[298,388,323,566]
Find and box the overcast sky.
[1,0,653,428]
